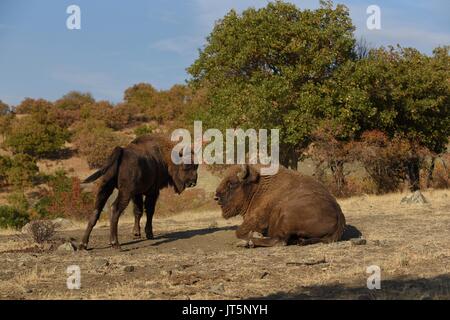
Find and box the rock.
[209,283,225,295]
[25,288,33,294]
[123,265,135,272]
[21,223,32,235]
[57,242,76,252]
[350,238,367,246]
[94,259,109,268]
[52,218,75,230]
[260,271,269,279]
[421,294,433,300]
[401,191,428,205]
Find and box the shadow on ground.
[119,225,237,250]
[341,224,362,240]
[251,274,450,300]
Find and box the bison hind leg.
[296,237,325,246]
[248,236,287,248]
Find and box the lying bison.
[79,134,198,250]
[214,164,345,247]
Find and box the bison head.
[214,164,260,219]
[168,148,199,194]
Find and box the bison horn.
[237,164,249,181]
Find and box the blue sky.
[0,0,449,106]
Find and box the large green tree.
[187,0,356,168]
[321,45,450,190]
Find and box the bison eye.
[228,182,237,190]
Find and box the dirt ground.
[0,189,449,300]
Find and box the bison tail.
[82,147,123,184]
[325,209,346,243]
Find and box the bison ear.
[237,164,259,183]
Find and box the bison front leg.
[235,220,262,248]
[132,195,144,239]
[144,191,159,240]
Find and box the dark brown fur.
[215,164,346,247]
[79,134,198,250]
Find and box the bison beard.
[215,164,346,247]
[79,134,198,250]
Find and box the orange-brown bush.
[351,131,430,194]
[72,120,128,168]
[309,124,353,197]
[104,103,139,130]
[420,154,450,189]
[34,173,94,220]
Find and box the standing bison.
[79,134,198,250]
[214,164,345,247]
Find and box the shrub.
[4,112,69,158]
[28,220,56,243]
[134,124,156,137]
[6,192,30,212]
[14,98,52,114]
[309,123,353,197]
[351,131,429,194]
[0,205,30,229]
[105,103,146,130]
[35,170,94,220]
[429,154,450,189]
[0,113,14,135]
[0,154,39,189]
[72,120,128,168]
[54,91,95,111]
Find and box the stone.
[350,238,367,246]
[401,191,428,205]
[123,265,135,272]
[94,259,109,268]
[209,283,225,295]
[57,242,76,252]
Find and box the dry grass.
[0,189,449,299]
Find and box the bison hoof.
[133,233,141,239]
[146,233,154,240]
[78,243,88,250]
[235,240,250,248]
[251,231,264,239]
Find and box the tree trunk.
[330,160,346,196]
[406,157,421,192]
[426,157,436,188]
[280,149,298,170]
